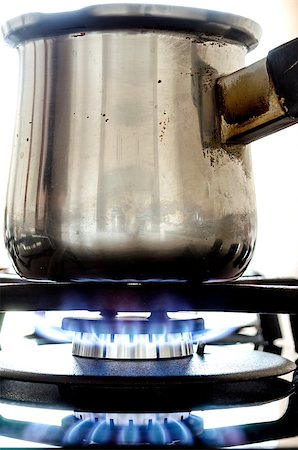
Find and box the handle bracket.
[218,38,298,145]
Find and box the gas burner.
[62,313,204,359]
[73,411,191,425]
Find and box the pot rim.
[2,3,261,50]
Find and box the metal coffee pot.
[2,4,298,282]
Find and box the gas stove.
[1,1,298,447]
[1,274,298,448]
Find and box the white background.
[0,0,298,278]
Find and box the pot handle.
[217,38,298,144]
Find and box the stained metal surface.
[4,14,257,283]
[3,5,298,285]
[218,59,287,144]
[218,38,298,144]
[2,4,262,49]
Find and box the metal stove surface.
[0,357,298,449]
[1,275,298,448]
[0,331,298,448]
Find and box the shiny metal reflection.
[72,331,194,359]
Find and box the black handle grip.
[267,37,298,118]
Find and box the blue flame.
[166,418,194,445]
[63,418,97,446]
[90,420,114,445]
[61,413,196,446]
[193,326,239,345]
[184,414,204,436]
[22,423,58,444]
[146,420,167,445]
[118,420,141,445]
[32,312,72,343]
[201,426,247,447]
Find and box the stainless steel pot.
[2,4,298,282]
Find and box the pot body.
[5,29,257,281]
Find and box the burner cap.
[63,314,204,360]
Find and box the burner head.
[62,313,204,360]
[73,411,191,426]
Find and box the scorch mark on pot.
[101,113,109,122]
[159,115,170,142]
[185,36,228,47]
[71,32,86,37]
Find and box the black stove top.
[1,274,298,448]
[2,275,298,313]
